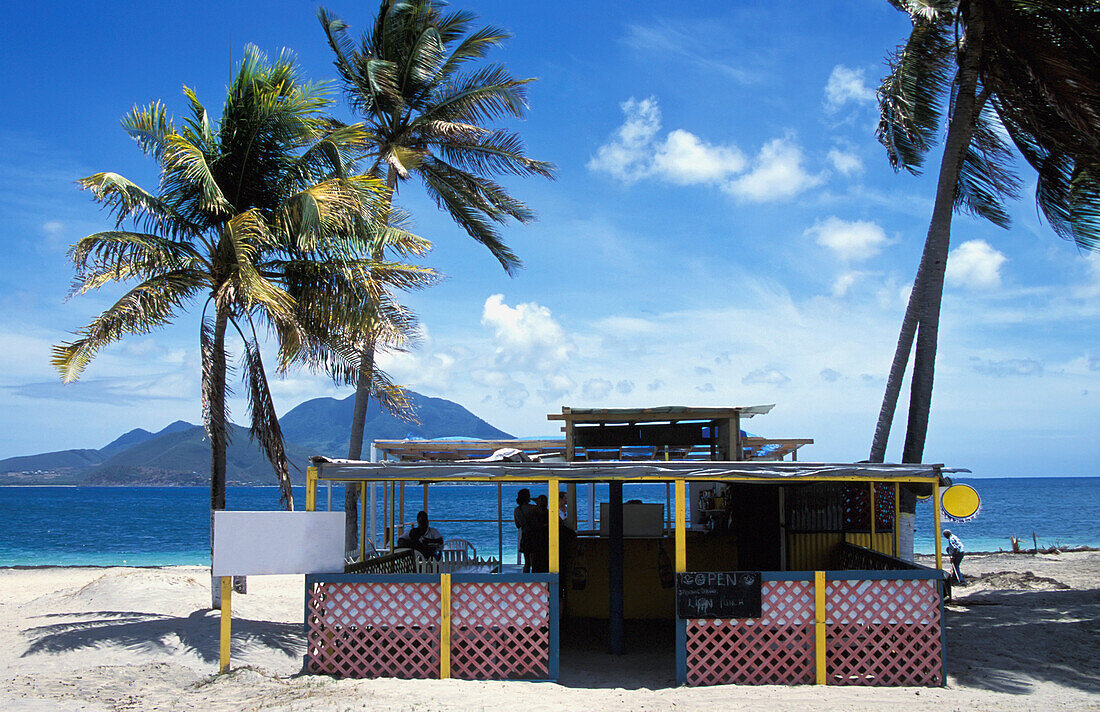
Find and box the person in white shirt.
[399,510,444,560]
[943,529,965,585]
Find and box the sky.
[1,1,1097,477]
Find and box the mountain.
[98,420,193,457]
[83,424,316,486]
[0,391,512,485]
[280,391,512,456]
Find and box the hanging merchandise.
[941,483,981,522]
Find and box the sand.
[1,551,1097,711]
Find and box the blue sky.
[1,1,1097,476]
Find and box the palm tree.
[53,46,427,516]
[318,0,555,548]
[870,0,1100,465]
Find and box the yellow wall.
[565,537,676,619]
[785,532,896,570]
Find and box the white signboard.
[212,511,345,576]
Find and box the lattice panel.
[685,581,816,686]
[827,623,942,686]
[306,581,440,679]
[825,579,942,686]
[826,580,940,624]
[451,582,549,627]
[842,484,870,531]
[450,582,550,680]
[686,620,815,685]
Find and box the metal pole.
[934,483,943,571]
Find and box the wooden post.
[219,576,232,673]
[934,483,943,571]
[305,466,318,512]
[359,482,367,562]
[814,571,826,684]
[608,481,624,655]
[565,483,577,530]
[894,483,900,557]
[674,479,686,572]
[549,480,560,574]
[423,482,429,512]
[439,573,451,679]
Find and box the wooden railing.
[344,548,417,574]
[832,542,932,571]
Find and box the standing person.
[514,489,539,573]
[531,495,551,573]
[943,529,965,585]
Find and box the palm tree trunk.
[896,2,987,464]
[209,304,229,510]
[344,165,400,552]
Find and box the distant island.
[0,391,510,486]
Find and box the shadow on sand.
[945,587,1099,695]
[21,610,304,664]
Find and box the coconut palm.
[318,0,554,547]
[870,0,1100,465]
[53,45,431,515]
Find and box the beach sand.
[1,551,1096,711]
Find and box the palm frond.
[68,231,205,296]
[78,172,203,239]
[241,333,295,509]
[52,271,200,382]
[953,98,1021,227]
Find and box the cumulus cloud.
[806,217,888,261]
[482,294,575,372]
[827,148,863,176]
[583,378,614,400]
[589,97,819,201]
[825,65,875,111]
[946,240,1007,290]
[742,367,791,386]
[725,137,822,201]
[652,129,746,185]
[831,271,863,297]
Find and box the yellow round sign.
[941,484,981,521]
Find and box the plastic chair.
[441,539,476,561]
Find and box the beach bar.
[301,406,949,686]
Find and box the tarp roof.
[310,458,945,484]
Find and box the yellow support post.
[359,482,367,562]
[893,483,900,557]
[934,483,943,571]
[548,480,560,573]
[219,576,232,674]
[674,479,686,572]
[439,573,451,679]
[814,570,826,685]
[305,466,318,512]
[869,482,876,552]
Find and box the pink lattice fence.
[825,577,942,686]
[306,577,441,678]
[305,574,557,680]
[451,580,551,680]
[685,579,815,685]
[681,571,944,687]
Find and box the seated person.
[397,510,444,560]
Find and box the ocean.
[0,477,1096,567]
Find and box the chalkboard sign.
[676,571,762,619]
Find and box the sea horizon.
[2,476,1096,567]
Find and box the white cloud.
[652,129,746,185]
[583,378,614,400]
[831,270,862,297]
[827,148,863,176]
[806,217,888,261]
[742,367,791,386]
[725,137,822,202]
[590,98,817,202]
[946,240,1007,290]
[586,97,661,183]
[482,294,575,372]
[616,380,635,395]
[825,65,875,112]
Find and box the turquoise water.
[0,477,1095,566]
